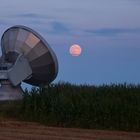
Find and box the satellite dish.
[0,25,58,100]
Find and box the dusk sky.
[0,0,140,85]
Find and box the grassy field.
[1,82,140,132]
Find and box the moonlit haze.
[0,0,140,86]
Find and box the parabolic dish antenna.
[0,25,58,100]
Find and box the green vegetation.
[1,82,140,132]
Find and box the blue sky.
[0,0,140,85]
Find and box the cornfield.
[1,82,140,132]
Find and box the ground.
[0,120,140,140]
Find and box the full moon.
[69,44,82,56]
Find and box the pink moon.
[69,44,82,56]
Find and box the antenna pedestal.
[0,80,23,101]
